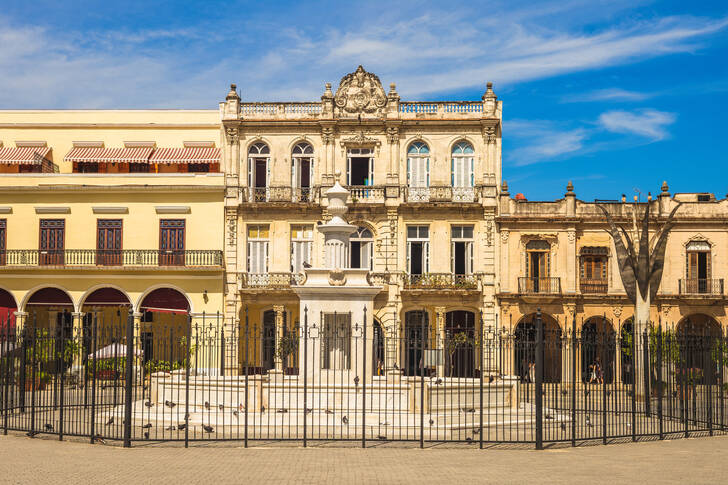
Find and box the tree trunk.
[633,289,651,402]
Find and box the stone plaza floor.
[0,432,725,484]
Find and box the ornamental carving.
[483,125,496,144]
[386,126,399,144]
[225,127,240,144]
[334,66,387,117]
[321,126,335,144]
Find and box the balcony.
[348,186,385,204]
[404,273,480,290]
[0,249,223,268]
[678,279,724,296]
[240,272,304,289]
[518,277,561,294]
[405,187,430,202]
[580,279,608,294]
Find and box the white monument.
[294,178,381,383]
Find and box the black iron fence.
[1,310,726,448]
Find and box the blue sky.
[1,0,726,200]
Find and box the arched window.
[451,141,474,202]
[291,142,314,202]
[407,141,430,201]
[685,240,712,293]
[248,142,270,201]
[350,226,373,270]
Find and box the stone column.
[12,311,27,336]
[435,306,446,377]
[500,230,510,292]
[70,312,84,370]
[273,305,285,372]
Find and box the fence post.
[419,308,425,449]
[707,331,713,437]
[631,322,636,442]
[303,306,308,448]
[219,326,225,377]
[362,305,367,449]
[184,314,191,448]
[58,323,65,441]
[479,311,484,450]
[19,328,26,412]
[642,329,651,417]
[244,306,249,449]
[657,325,663,440]
[90,315,98,444]
[535,308,544,450]
[30,327,36,437]
[601,327,607,445]
[720,327,725,431]
[123,312,134,448]
[571,316,577,447]
[2,321,10,435]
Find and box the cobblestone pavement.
[0,433,725,484]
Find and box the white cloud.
[507,120,588,166]
[598,109,677,140]
[566,88,655,102]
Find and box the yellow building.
[0,110,225,362]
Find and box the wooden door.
[39,219,65,265]
[159,220,185,266]
[96,219,122,265]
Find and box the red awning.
[65,146,153,163]
[149,147,220,164]
[83,288,131,306]
[0,146,51,164]
[26,288,73,306]
[140,288,189,314]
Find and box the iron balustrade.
[0,249,223,268]
[580,279,609,294]
[405,187,431,202]
[518,277,561,294]
[679,279,724,295]
[240,272,304,288]
[404,273,479,290]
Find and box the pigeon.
[165,425,177,431]
[261,405,266,413]
[184,413,190,421]
[239,404,245,411]
[204,401,210,410]
[584,390,590,397]
[434,378,443,385]
[302,261,312,269]
[560,422,566,432]
[144,401,154,408]
[219,404,224,411]
[276,408,288,414]
[105,417,114,426]
[393,363,399,371]
[460,407,475,413]
[26,431,38,438]
[93,434,106,444]
[165,400,176,408]
[305,408,312,415]
[429,419,434,426]
[545,414,554,420]
[465,436,473,442]
[488,375,495,384]
[377,435,387,440]
[141,423,152,429]
[143,431,149,439]
[342,416,349,425]
[585,416,593,427]
[354,376,360,386]
[44,423,54,432]
[203,425,214,433]
[324,409,334,415]
[177,423,186,431]
[473,427,481,434]
[232,410,239,418]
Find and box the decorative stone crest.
[225,127,239,144]
[328,269,347,286]
[386,126,399,144]
[334,66,387,117]
[321,126,335,144]
[483,125,496,144]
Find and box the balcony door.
[687,241,711,293]
[407,226,429,276]
[292,142,313,202]
[346,148,374,186]
[451,226,473,276]
[159,219,185,266]
[39,219,65,265]
[525,240,550,292]
[97,219,122,266]
[248,142,270,202]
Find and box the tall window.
[291,224,313,274]
[291,142,314,202]
[248,142,270,202]
[97,219,122,266]
[524,239,550,292]
[407,225,429,276]
[159,219,185,266]
[350,226,374,270]
[580,247,608,293]
[39,219,65,265]
[407,142,430,201]
[451,225,474,275]
[451,141,474,188]
[686,240,711,293]
[346,148,374,186]
[0,219,5,266]
[247,225,270,274]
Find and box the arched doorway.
[373,319,384,375]
[514,313,562,383]
[403,310,429,376]
[620,319,634,384]
[81,288,132,360]
[676,314,721,384]
[445,310,476,378]
[581,317,615,384]
[262,310,276,372]
[0,288,17,332]
[25,287,73,333]
[139,288,190,364]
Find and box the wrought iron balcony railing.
[0,249,223,268]
[678,278,724,296]
[405,187,430,202]
[580,279,608,294]
[240,272,304,288]
[518,277,561,294]
[404,273,479,290]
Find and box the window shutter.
[426,158,430,186]
[424,241,430,273]
[291,158,297,189]
[451,158,454,186]
[406,241,411,273]
[248,157,253,188]
[347,156,351,185]
[368,157,374,185]
[469,157,474,187]
[407,157,411,185]
[467,241,473,274]
[451,241,455,274]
